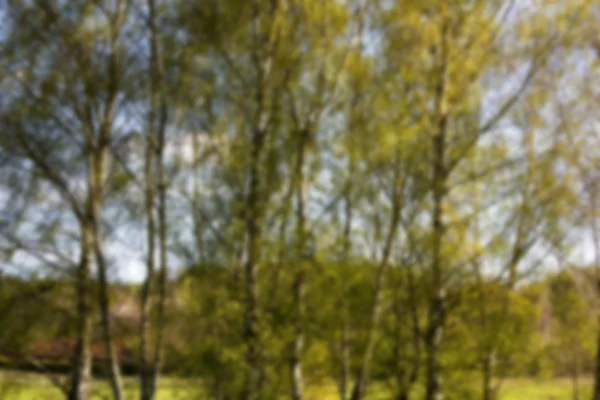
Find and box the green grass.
[0,372,205,400]
[0,372,592,399]
[499,377,591,400]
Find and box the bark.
[395,365,414,400]
[478,270,500,400]
[241,128,266,400]
[393,307,407,400]
[425,6,449,400]
[481,353,494,400]
[336,89,359,400]
[139,83,156,400]
[594,320,600,400]
[88,116,123,400]
[89,3,126,397]
[394,266,421,400]
[93,230,124,400]
[89,143,123,400]
[472,148,494,400]
[592,281,600,400]
[339,317,350,400]
[424,292,445,400]
[141,0,169,397]
[332,178,353,400]
[571,354,579,400]
[291,272,305,400]
[592,184,600,400]
[241,3,281,396]
[290,129,309,400]
[149,95,168,400]
[267,210,289,307]
[68,223,93,400]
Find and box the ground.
[0,372,592,399]
[500,378,591,400]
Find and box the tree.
[548,271,595,400]
[1,1,600,399]
[0,1,138,398]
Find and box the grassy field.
[499,378,590,400]
[0,372,204,400]
[0,372,591,399]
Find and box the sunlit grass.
[0,372,593,399]
[0,372,205,400]
[499,377,591,400]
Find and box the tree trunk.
[241,129,266,400]
[424,292,445,400]
[334,195,352,400]
[339,316,350,400]
[68,224,93,400]
[88,135,124,400]
[139,99,156,400]
[591,185,600,400]
[393,344,408,400]
[396,385,409,400]
[425,5,449,399]
[407,265,422,394]
[139,121,156,400]
[594,317,600,400]
[350,198,401,400]
[143,0,169,397]
[350,153,403,400]
[337,157,354,400]
[482,352,493,400]
[424,105,447,397]
[148,104,168,400]
[349,285,381,400]
[290,129,309,400]
[241,4,281,395]
[571,354,579,400]
[93,233,124,400]
[87,3,126,396]
[392,266,421,400]
[291,272,305,400]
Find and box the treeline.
[0,1,599,400]
[0,266,597,399]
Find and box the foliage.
[1,0,600,399]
